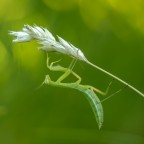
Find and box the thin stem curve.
[86,60,144,98]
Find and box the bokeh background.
[0,0,144,144]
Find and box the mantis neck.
[86,60,144,98]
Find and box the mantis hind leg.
[86,79,114,96]
[100,84,128,103]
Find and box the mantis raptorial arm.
[46,55,81,84]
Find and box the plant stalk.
[86,60,144,97]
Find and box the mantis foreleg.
[46,54,81,84]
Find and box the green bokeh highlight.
[0,0,144,144]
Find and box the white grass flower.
[9,24,87,62]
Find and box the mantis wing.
[80,89,103,129]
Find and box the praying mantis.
[43,55,108,129]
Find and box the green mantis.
[42,55,112,129]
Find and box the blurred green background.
[0,0,144,144]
